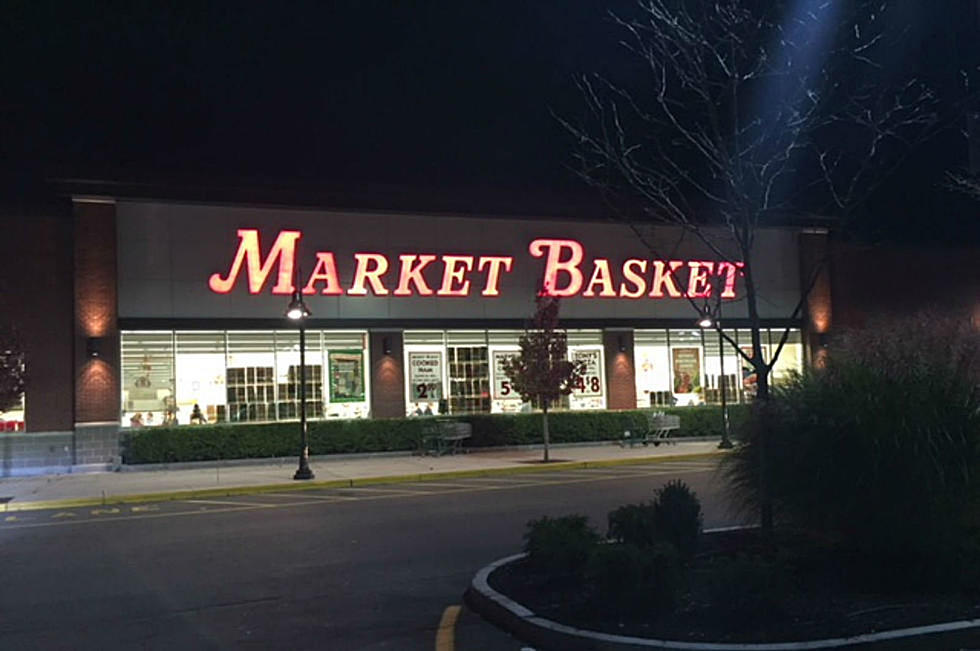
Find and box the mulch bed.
[489,529,980,644]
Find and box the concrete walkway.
[0,441,724,511]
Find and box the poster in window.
[493,351,520,399]
[671,347,702,394]
[571,348,603,396]
[409,351,443,402]
[328,350,365,402]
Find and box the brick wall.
[2,211,75,432]
[74,200,120,424]
[369,331,406,418]
[603,330,637,410]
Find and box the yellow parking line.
[435,604,461,651]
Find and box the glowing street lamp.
[285,287,314,480]
[697,306,733,450]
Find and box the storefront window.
[668,329,704,406]
[122,329,368,426]
[488,330,524,414]
[634,330,671,408]
[324,331,370,419]
[175,331,226,425]
[404,330,447,416]
[567,330,605,410]
[121,331,175,427]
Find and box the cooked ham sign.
[208,229,743,300]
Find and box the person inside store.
[129,412,144,428]
[189,403,208,425]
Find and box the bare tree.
[558,0,958,530]
[503,295,586,463]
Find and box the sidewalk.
[0,441,724,511]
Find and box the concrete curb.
[2,450,727,513]
[465,553,980,650]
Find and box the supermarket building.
[2,183,976,474]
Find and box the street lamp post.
[698,303,733,450]
[286,287,314,480]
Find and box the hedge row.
[122,405,748,464]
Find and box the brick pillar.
[4,210,75,432]
[603,329,637,410]
[799,229,832,367]
[74,200,120,424]
[369,330,405,418]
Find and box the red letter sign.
[529,239,584,297]
[209,229,300,295]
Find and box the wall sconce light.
[617,335,626,353]
[383,337,392,355]
[817,332,830,348]
[86,337,106,359]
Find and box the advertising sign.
[328,350,365,403]
[671,348,702,394]
[571,348,603,396]
[408,351,443,402]
[492,351,520,399]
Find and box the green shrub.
[122,405,748,464]
[702,555,791,630]
[653,480,703,559]
[723,315,980,579]
[585,542,680,612]
[524,515,601,577]
[607,503,658,548]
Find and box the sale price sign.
[408,351,443,401]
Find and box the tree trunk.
[542,404,550,463]
[741,253,774,536]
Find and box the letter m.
[209,229,301,294]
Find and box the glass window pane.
[634,329,671,408]
[668,328,705,407]
[324,330,369,419]
[226,331,276,423]
[121,331,175,427]
[175,331,226,425]
[275,330,324,421]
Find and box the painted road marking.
[261,492,353,501]
[185,499,276,508]
[435,604,461,651]
[0,464,718,530]
[51,512,78,519]
[90,508,121,515]
[130,505,160,512]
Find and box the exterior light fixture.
[697,314,714,329]
[382,337,391,355]
[86,337,106,359]
[285,290,311,320]
[617,335,626,353]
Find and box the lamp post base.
[294,461,315,480]
[718,438,734,450]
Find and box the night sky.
[3,1,978,242]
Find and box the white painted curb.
[470,551,980,650]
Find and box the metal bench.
[621,411,680,447]
[420,420,472,456]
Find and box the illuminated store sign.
[209,229,743,300]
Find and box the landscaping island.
[468,317,980,649]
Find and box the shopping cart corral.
[621,411,680,447]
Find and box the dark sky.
[3,1,978,242]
